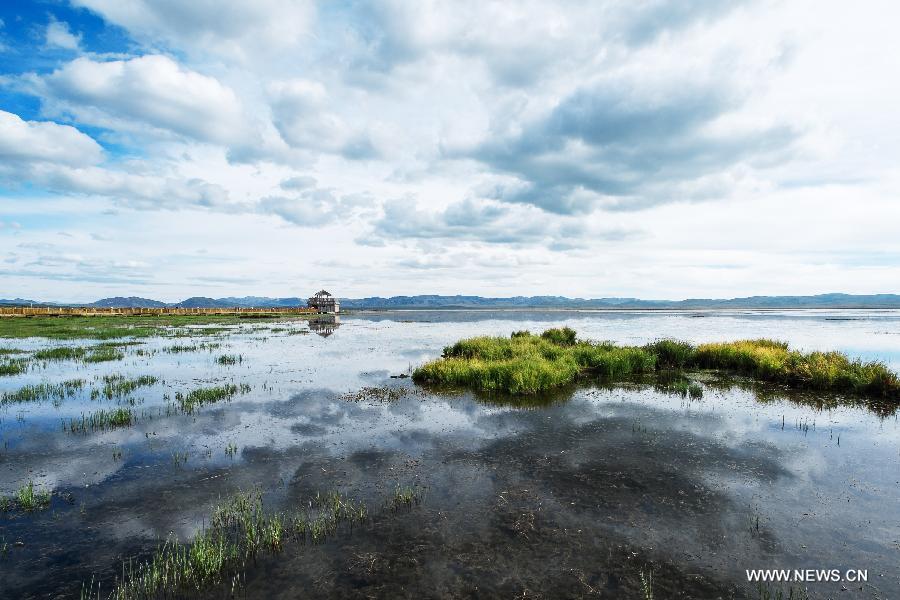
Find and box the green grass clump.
[33,346,87,361]
[413,330,900,399]
[1,379,85,405]
[0,358,27,376]
[540,326,577,346]
[3,481,52,512]
[103,489,367,599]
[94,375,158,401]
[67,407,135,433]
[216,354,241,365]
[84,346,125,363]
[175,383,250,413]
[0,347,25,355]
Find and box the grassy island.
[412,327,900,398]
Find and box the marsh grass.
[84,346,125,363]
[0,347,26,355]
[216,354,242,365]
[92,375,159,401]
[175,383,251,414]
[413,330,900,399]
[34,346,87,361]
[103,489,367,600]
[1,379,85,405]
[67,408,135,433]
[0,358,28,376]
[0,314,309,340]
[2,481,52,512]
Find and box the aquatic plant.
[175,383,251,413]
[94,375,158,401]
[1,379,85,405]
[84,346,125,363]
[0,347,25,355]
[67,408,135,433]
[413,330,900,399]
[102,489,368,599]
[640,569,654,600]
[3,481,52,512]
[216,354,241,365]
[34,346,87,361]
[0,359,27,376]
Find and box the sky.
[1,1,899,303]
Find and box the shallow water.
[1,310,899,599]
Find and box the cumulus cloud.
[0,109,103,168]
[267,79,380,159]
[33,55,249,145]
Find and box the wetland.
[1,309,900,599]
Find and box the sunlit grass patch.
[414,330,900,399]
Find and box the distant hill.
[90,296,167,308]
[5,293,900,310]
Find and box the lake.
[2,309,899,598]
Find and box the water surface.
[1,310,899,598]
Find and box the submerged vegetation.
[100,489,368,600]
[413,328,900,399]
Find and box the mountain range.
[2,293,900,309]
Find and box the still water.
[1,310,899,598]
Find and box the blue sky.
[1,1,899,302]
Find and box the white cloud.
[35,55,249,145]
[0,109,103,167]
[71,0,315,62]
[45,18,82,50]
[4,0,900,300]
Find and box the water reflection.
[1,310,899,598]
[309,315,341,337]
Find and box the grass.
[175,383,251,414]
[33,346,87,361]
[216,354,242,365]
[100,489,367,600]
[67,408,135,433]
[84,346,125,363]
[1,481,52,512]
[412,329,900,399]
[0,358,27,376]
[0,314,316,340]
[92,375,159,401]
[1,379,85,405]
[0,347,25,355]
